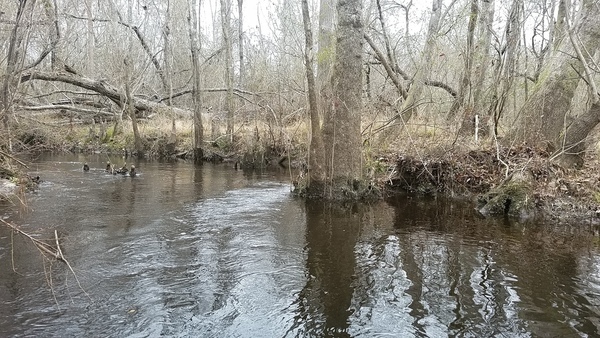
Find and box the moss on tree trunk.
[477,172,535,220]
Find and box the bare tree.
[220,0,234,143]
[300,0,325,192]
[471,0,495,117]
[397,0,445,123]
[2,1,35,132]
[509,0,600,168]
[488,0,523,137]
[237,0,244,89]
[125,0,143,154]
[124,59,144,155]
[448,0,479,122]
[189,0,204,162]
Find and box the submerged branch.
[0,219,89,299]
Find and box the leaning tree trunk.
[317,0,364,199]
[556,100,600,168]
[550,0,600,168]
[21,71,191,116]
[509,0,600,165]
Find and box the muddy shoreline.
[7,128,600,225]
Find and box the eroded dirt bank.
[382,145,600,224]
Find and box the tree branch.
[364,33,408,98]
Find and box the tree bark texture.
[189,0,204,163]
[472,0,494,117]
[317,0,335,122]
[509,0,600,153]
[301,0,326,191]
[220,0,234,143]
[319,0,364,199]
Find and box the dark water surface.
[0,153,599,337]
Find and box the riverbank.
[2,155,597,337]
[382,144,600,225]
[5,118,600,224]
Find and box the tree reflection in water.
[289,195,600,337]
[288,201,361,337]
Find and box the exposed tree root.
[383,143,600,222]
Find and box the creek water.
[0,153,599,337]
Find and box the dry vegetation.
[7,106,600,224]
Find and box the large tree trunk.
[555,101,600,168]
[317,0,364,199]
[301,0,325,194]
[508,0,600,161]
[317,0,335,120]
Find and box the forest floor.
[3,118,600,225]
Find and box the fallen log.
[21,71,192,118]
